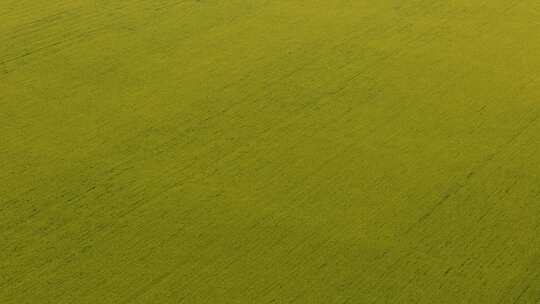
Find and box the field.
[2,0,540,303]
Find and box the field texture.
[2,0,540,303]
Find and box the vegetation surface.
[2,0,540,303]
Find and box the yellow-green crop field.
[2,1,540,303]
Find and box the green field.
[2,0,540,303]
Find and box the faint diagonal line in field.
[511,284,531,304]
[404,110,540,235]
[0,22,374,236]
[110,59,399,304]
[119,269,177,304]
[0,0,273,77]
[496,251,540,304]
